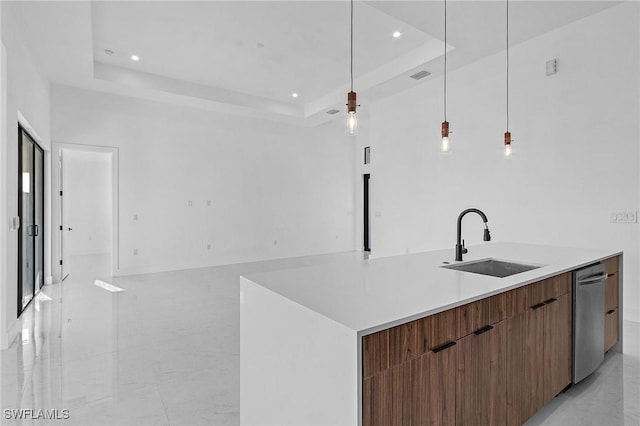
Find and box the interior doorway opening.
[59,147,115,281]
[363,173,370,252]
[18,125,45,317]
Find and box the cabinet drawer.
[505,285,529,317]
[364,308,458,376]
[456,293,507,338]
[604,255,619,313]
[604,308,619,352]
[528,273,571,307]
[605,273,619,312]
[603,256,619,275]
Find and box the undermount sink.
[441,258,541,278]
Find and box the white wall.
[1,3,52,348]
[52,86,355,276]
[365,3,640,321]
[63,149,112,256]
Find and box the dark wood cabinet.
[543,293,572,401]
[516,275,572,423]
[506,311,527,426]
[363,339,457,426]
[362,271,578,426]
[603,256,620,353]
[456,320,507,426]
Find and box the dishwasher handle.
[577,272,608,285]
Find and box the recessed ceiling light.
[292,93,299,98]
[392,31,402,38]
[104,49,114,56]
[130,55,140,61]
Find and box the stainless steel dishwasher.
[573,263,606,383]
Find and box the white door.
[59,150,70,280]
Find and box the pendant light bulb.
[504,132,513,157]
[346,91,358,135]
[440,121,450,152]
[346,111,358,135]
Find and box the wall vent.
[409,70,431,80]
[326,109,340,115]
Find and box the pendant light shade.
[346,0,359,135]
[504,0,513,157]
[440,0,450,152]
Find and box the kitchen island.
[239,242,622,426]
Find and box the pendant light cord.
[506,0,510,132]
[444,0,447,121]
[350,0,354,92]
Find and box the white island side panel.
[240,276,358,426]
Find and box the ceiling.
[3,1,622,126]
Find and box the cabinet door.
[363,343,457,426]
[543,293,572,402]
[456,321,507,426]
[605,308,619,352]
[523,301,545,421]
[411,345,457,426]
[603,256,619,353]
[605,270,619,313]
[506,312,527,426]
[363,363,411,426]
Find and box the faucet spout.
[455,208,491,261]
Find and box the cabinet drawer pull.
[474,325,494,336]
[543,298,557,305]
[606,309,616,315]
[432,341,456,353]
[530,302,546,310]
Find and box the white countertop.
[242,242,620,336]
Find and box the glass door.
[18,126,44,316]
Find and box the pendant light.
[504,0,513,157]
[440,0,451,152]
[346,0,359,135]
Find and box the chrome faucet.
[456,208,491,261]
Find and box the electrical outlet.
[207,200,212,207]
[207,243,212,250]
[133,214,138,221]
[188,200,193,207]
[133,249,138,255]
[610,211,637,223]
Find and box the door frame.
[17,124,45,317]
[363,174,370,252]
[51,143,120,281]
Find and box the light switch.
[546,59,558,76]
[610,211,637,223]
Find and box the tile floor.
[1,253,639,425]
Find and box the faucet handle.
[462,239,468,254]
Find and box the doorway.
[363,174,370,252]
[18,125,45,316]
[58,146,116,281]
